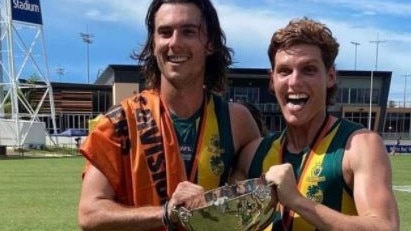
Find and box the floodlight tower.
[80,26,93,84]
[55,66,65,82]
[367,35,386,130]
[0,0,58,148]
[350,41,360,70]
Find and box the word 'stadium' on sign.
[11,0,43,25]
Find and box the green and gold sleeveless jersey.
[249,118,363,231]
[171,107,202,177]
[172,93,235,187]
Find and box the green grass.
[390,155,411,230]
[0,156,85,231]
[0,155,409,230]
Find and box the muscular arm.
[229,138,262,183]
[228,103,261,182]
[78,165,164,231]
[278,130,399,231]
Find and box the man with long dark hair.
[77,1,260,231]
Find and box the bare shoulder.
[227,102,260,153]
[228,102,258,128]
[343,128,391,186]
[228,102,251,118]
[345,129,388,165]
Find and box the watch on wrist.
[162,200,178,231]
[169,205,179,224]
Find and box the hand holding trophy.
[168,177,277,231]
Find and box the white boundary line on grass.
[393,185,411,193]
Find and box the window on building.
[336,87,380,105]
[344,111,372,129]
[229,87,260,104]
[385,112,411,137]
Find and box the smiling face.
[153,3,213,90]
[271,44,336,126]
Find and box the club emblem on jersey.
[306,185,324,203]
[207,135,225,176]
[307,162,326,183]
[313,163,323,177]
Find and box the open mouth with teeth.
[167,55,188,63]
[287,94,309,105]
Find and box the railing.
[255,103,280,113]
[387,100,411,108]
[381,132,411,140]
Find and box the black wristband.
[162,200,177,231]
[161,201,168,228]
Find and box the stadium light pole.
[55,66,65,82]
[80,25,94,84]
[350,41,360,70]
[368,35,386,130]
[402,74,411,108]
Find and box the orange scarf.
[81,90,226,207]
[80,91,186,208]
[123,90,187,205]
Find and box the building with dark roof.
[33,64,411,139]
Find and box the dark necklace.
[280,113,331,230]
[283,113,330,155]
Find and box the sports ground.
[0,149,410,230]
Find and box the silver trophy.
[171,178,275,231]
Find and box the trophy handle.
[172,206,192,223]
[169,178,276,231]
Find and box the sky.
[4,0,411,103]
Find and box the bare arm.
[266,130,399,231]
[78,165,164,231]
[228,102,261,182]
[229,138,262,183]
[341,130,399,230]
[78,165,206,231]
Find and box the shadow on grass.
[0,146,83,160]
[0,154,83,161]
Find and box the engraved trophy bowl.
[172,178,275,231]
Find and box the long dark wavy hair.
[267,17,339,105]
[131,0,233,93]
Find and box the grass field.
[0,154,410,231]
[390,155,411,230]
[0,156,84,231]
